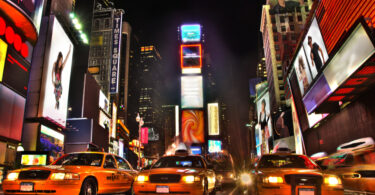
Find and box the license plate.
[20,182,34,192]
[298,188,315,195]
[156,186,169,193]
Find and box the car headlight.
[217,174,223,181]
[228,172,234,178]
[324,176,342,186]
[136,175,149,182]
[182,175,200,183]
[263,176,283,184]
[7,172,19,181]
[240,173,252,185]
[50,173,80,180]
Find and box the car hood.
[141,168,205,176]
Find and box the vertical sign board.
[208,103,219,136]
[141,127,148,144]
[110,12,123,94]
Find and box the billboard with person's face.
[39,16,73,127]
[256,91,273,138]
[293,48,312,95]
[302,17,329,79]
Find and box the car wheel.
[126,184,135,195]
[80,178,97,195]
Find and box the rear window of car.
[258,155,319,169]
[53,153,104,166]
[152,156,204,168]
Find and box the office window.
[274,35,279,42]
[298,15,303,21]
[290,24,295,31]
[281,26,286,32]
[273,26,277,32]
[289,16,294,22]
[275,44,280,51]
[271,16,276,24]
[282,35,287,41]
[280,16,285,23]
[305,6,309,12]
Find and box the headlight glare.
[263,176,283,184]
[324,176,341,186]
[136,175,149,182]
[7,172,19,181]
[182,175,195,183]
[50,173,66,180]
[240,173,251,185]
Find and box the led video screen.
[40,125,64,160]
[208,140,222,153]
[39,16,73,127]
[181,76,203,109]
[181,44,202,69]
[181,24,201,43]
[182,110,204,144]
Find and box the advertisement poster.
[148,128,159,141]
[181,76,203,108]
[181,24,201,43]
[99,110,110,129]
[39,16,73,127]
[21,154,47,166]
[99,90,110,114]
[294,48,312,95]
[208,103,220,136]
[182,110,204,143]
[256,91,273,138]
[208,140,222,153]
[302,18,329,79]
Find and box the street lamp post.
[136,113,144,169]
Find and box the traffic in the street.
[1,0,375,194]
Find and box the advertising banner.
[141,127,148,144]
[181,24,201,43]
[269,0,303,14]
[208,140,222,153]
[302,17,329,79]
[21,154,47,166]
[109,12,123,94]
[190,146,202,155]
[111,103,117,138]
[182,110,204,144]
[181,76,203,109]
[293,48,312,95]
[208,103,219,136]
[39,16,73,127]
[256,91,273,138]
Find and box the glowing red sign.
[0,17,29,58]
[141,127,148,144]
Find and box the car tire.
[126,184,135,195]
[80,178,97,195]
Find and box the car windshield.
[258,155,319,169]
[152,156,204,168]
[53,153,104,166]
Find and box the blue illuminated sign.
[181,24,201,43]
[190,146,202,155]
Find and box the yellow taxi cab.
[134,150,216,195]
[253,153,344,195]
[317,142,375,193]
[2,151,137,195]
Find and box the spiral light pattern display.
[182,110,204,143]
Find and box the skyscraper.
[260,0,312,112]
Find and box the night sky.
[116,0,265,166]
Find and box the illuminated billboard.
[99,110,110,129]
[293,48,313,96]
[38,16,73,127]
[181,76,203,109]
[302,17,329,79]
[190,146,202,155]
[269,0,302,14]
[109,12,123,94]
[208,103,219,136]
[256,91,273,138]
[182,110,204,144]
[208,140,222,153]
[0,39,7,82]
[99,90,110,114]
[40,125,64,159]
[181,24,201,43]
[291,95,304,154]
[21,154,48,166]
[302,22,375,113]
[141,127,148,144]
[180,44,202,71]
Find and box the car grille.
[149,174,181,183]
[357,170,375,178]
[285,174,323,195]
[18,170,51,180]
